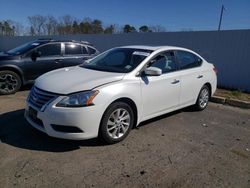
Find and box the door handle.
[54,59,62,63]
[197,75,203,79]
[171,79,180,84]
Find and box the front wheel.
[194,85,210,111]
[99,102,134,144]
[0,71,22,95]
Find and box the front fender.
[0,64,25,83]
[94,79,142,125]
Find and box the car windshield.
[7,41,42,55]
[81,48,152,73]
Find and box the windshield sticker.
[132,51,150,56]
[125,65,132,69]
[32,43,40,46]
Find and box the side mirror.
[31,51,41,61]
[144,67,162,76]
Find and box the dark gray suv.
[0,39,99,94]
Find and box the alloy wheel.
[199,88,209,108]
[107,108,131,139]
[0,73,18,93]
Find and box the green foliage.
[0,15,167,36]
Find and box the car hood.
[0,53,20,61]
[35,66,125,94]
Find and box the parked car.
[25,46,217,144]
[0,39,99,95]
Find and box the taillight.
[213,67,218,74]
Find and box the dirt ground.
[0,90,250,188]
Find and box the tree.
[139,25,151,32]
[30,26,35,36]
[79,18,92,34]
[72,21,80,34]
[91,19,103,34]
[45,16,58,35]
[0,20,15,36]
[149,25,166,32]
[123,24,137,33]
[104,24,115,34]
[28,15,47,35]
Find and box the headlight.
[56,90,99,107]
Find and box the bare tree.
[149,25,166,32]
[58,15,75,34]
[28,15,47,35]
[45,16,58,35]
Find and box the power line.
[218,5,226,31]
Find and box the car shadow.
[0,106,198,152]
[19,83,33,91]
[136,105,197,128]
[0,109,105,152]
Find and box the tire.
[0,70,22,95]
[99,101,134,144]
[194,85,210,111]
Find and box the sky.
[0,0,249,31]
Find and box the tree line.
[0,15,167,36]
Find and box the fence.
[1,29,250,92]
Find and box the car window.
[36,43,61,57]
[81,48,152,73]
[65,43,82,55]
[82,46,88,54]
[150,51,177,73]
[88,47,96,55]
[103,51,126,66]
[176,50,202,70]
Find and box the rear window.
[176,50,202,69]
[65,43,82,55]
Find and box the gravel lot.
[0,90,250,188]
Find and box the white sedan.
[25,46,217,144]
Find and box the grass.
[215,88,250,102]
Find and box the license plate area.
[28,107,38,120]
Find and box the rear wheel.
[99,102,134,144]
[194,85,210,111]
[0,70,22,95]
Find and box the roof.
[35,39,92,45]
[119,45,187,51]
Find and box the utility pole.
[218,5,225,31]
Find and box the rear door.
[60,43,90,67]
[175,50,204,106]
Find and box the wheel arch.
[103,97,139,128]
[0,65,24,85]
[204,82,212,97]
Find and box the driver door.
[23,43,62,80]
[140,51,181,120]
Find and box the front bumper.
[25,96,104,140]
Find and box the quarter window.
[36,43,61,57]
[149,51,177,73]
[65,43,82,55]
[88,47,96,55]
[176,50,202,70]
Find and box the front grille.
[28,86,58,110]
